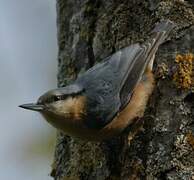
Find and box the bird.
[19,20,174,141]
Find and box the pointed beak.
[19,103,44,112]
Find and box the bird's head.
[19,84,86,121]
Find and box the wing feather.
[75,20,175,129]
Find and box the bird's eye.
[53,96,60,101]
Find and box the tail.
[151,19,175,44]
[145,20,175,70]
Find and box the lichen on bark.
[52,0,194,179]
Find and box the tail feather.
[152,20,175,37]
[149,20,175,48]
[144,20,175,70]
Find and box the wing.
[76,44,147,129]
[75,20,174,129]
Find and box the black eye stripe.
[42,90,84,104]
[54,96,60,101]
[53,95,68,102]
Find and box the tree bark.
[52,0,194,179]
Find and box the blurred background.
[0,0,57,179]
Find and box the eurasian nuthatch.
[19,20,174,141]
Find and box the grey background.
[0,0,57,179]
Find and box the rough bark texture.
[52,0,194,179]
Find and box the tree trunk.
[51,1,194,179]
